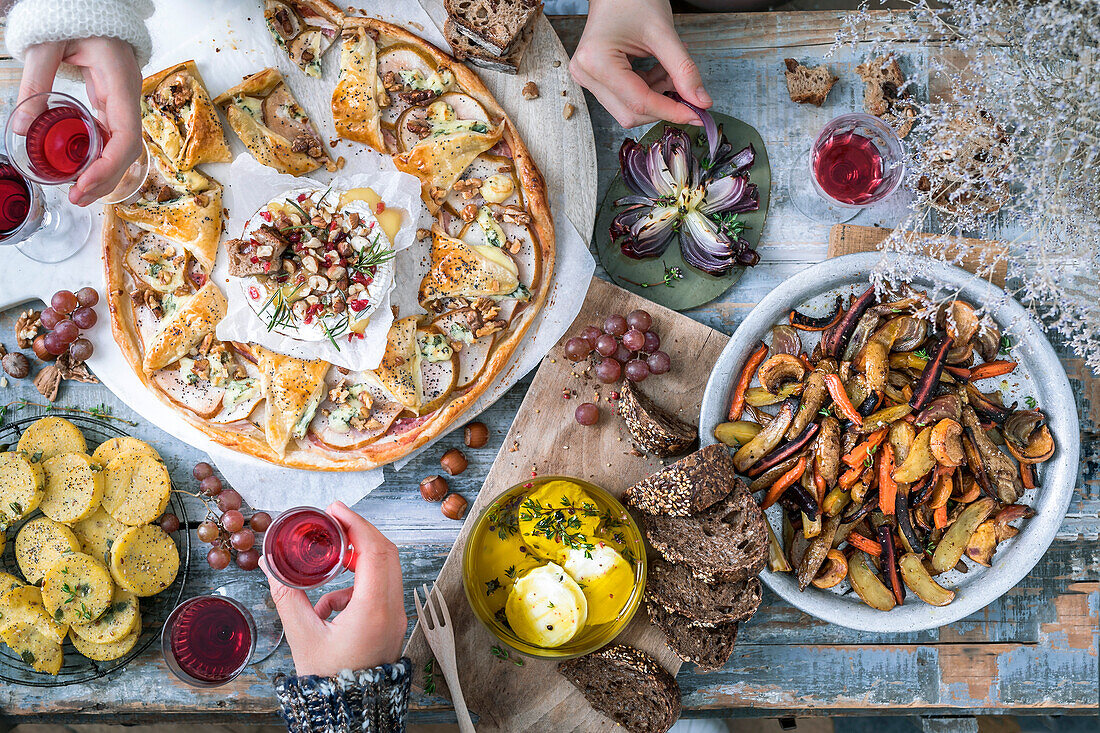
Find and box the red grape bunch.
[33,288,99,365]
[191,461,272,571]
[563,309,673,425]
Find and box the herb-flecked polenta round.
[70,586,138,645]
[16,416,87,461]
[41,552,114,626]
[0,585,68,644]
[40,452,104,523]
[0,451,45,524]
[1,620,63,674]
[14,516,80,584]
[92,436,161,466]
[0,570,24,596]
[71,508,129,566]
[69,620,139,662]
[102,452,171,526]
[110,524,179,596]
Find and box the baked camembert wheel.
[103,16,554,470]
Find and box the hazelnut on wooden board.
[464,422,489,448]
[441,448,468,475]
[420,475,448,502]
[521,81,539,100]
[441,493,468,520]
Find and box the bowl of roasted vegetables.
[699,253,1078,631]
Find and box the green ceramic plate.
[594,114,771,311]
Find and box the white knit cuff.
[6,0,154,70]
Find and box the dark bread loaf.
[558,644,681,733]
[647,602,739,673]
[617,380,697,458]
[444,0,542,56]
[647,556,762,627]
[624,443,734,517]
[443,18,531,74]
[783,58,839,107]
[642,479,769,583]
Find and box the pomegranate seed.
[289,233,302,243]
[304,315,313,324]
[375,202,385,213]
[297,193,308,202]
[259,211,272,222]
[250,256,259,264]
[262,261,271,271]
[248,286,260,299]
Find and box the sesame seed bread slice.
[617,380,698,458]
[647,555,762,627]
[647,602,740,673]
[558,644,681,733]
[642,480,769,584]
[783,58,839,107]
[444,0,542,56]
[624,443,734,517]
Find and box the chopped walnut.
[507,238,523,254]
[521,81,540,100]
[406,118,431,138]
[429,186,448,205]
[416,228,432,240]
[474,320,507,339]
[198,333,215,355]
[142,289,163,317]
[399,89,437,105]
[34,364,61,401]
[329,383,350,405]
[460,204,478,222]
[498,205,532,225]
[382,71,402,92]
[15,309,40,349]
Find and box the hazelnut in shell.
[441,494,468,520]
[441,448,468,475]
[464,422,489,449]
[419,475,448,502]
[2,352,30,379]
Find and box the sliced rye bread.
[647,556,762,627]
[558,644,681,733]
[617,380,698,458]
[647,601,740,673]
[642,479,769,584]
[783,58,838,107]
[855,55,907,116]
[624,443,734,517]
[444,0,542,56]
[443,18,531,75]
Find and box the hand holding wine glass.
[262,502,408,676]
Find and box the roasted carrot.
[969,360,1017,381]
[933,505,949,528]
[842,428,888,468]
[1020,461,1036,490]
[847,531,882,556]
[797,352,815,372]
[929,466,953,509]
[824,373,863,426]
[813,464,827,505]
[944,365,972,380]
[761,455,808,510]
[878,443,897,515]
[840,463,865,490]
[729,341,768,420]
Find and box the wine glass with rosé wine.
[3,91,148,262]
[787,112,906,223]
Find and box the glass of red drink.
[0,153,92,262]
[162,595,257,687]
[788,113,906,223]
[263,506,353,590]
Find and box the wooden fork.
[413,583,476,732]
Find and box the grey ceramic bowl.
[700,253,1079,632]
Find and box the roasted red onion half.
[611,93,760,275]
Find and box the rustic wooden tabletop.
[0,9,1097,727]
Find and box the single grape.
[580,326,601,346]
[222,509,245,533]
[625,359,650,382]
[564,337,591,362]
[53,320,79,345]
[218,488,243,512]
[197,520,220,543]
[595,334,618,357]
[43,331,67,356]
[574,403,599,425]
[647,351,672,375]
[643,331,661,353]
[192,462,213,480]
[207,546,231,570]
[200,475,223,496]
[159,513,180,533]
[72,306,97,329]
[76,287,99,307]
[51,290,78,315]
[33,335,53,361]
[249,511,273,532]
[603,314,628,337]
[40,307,61,329]
[613,344,632,363]
[236,548,261,571]
[69,338,93,363]
[622,329,645,351]
[230,528,255,551]
[595,358,622,383]
[626,309,653,332]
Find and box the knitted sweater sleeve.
[5,0,154,69]
[274,657,413,733]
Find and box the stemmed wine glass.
[2,91,148,262]
[262,506,356,590]
[787,112,906,223]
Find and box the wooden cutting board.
[404,277,728,731]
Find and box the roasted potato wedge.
[848,550,896,611]
[899,552,955,606]
[92,436,161,466]
[965,519,997,566]
[41,552,115,626]
[0,451,45,525]
[70,587,139,645]
[892,426,936,483]
[69,621,140,662]
[102,452,172,526]
[14,516,80,584]
[1,620,63,674]
[110,524,179,597]
[40,452,104,523]
[71,508,130,567]
[0,585,68,644]
[931,497,997,573]
[15,416,87,462]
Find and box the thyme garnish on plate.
[518,497,598,558]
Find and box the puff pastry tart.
[103,19,554,471]
[140,61,231,171]
[264,0,344,78]
[215,68,337,176]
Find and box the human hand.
[569,0,711,129]
[16,37,143,207]
[262,502,408,676]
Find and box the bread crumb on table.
[563,103,575,120]
[521,81,540,100]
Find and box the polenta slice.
[41,452,104,523]
[102,452,171,526]
[15,516,80,584]
[71,587,138,645]
[69,620,139,662]
[0,451,45,525]
[0,585,68,644]
[1,620,63,674]
[41,552,114,626]
[110,524,179,596]
[71,508,129,566]
[16,416,87,461]
[0,571,24,595]
[92,436,161,466]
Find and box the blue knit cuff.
[275,657,412,733]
